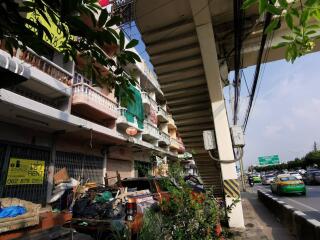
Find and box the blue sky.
[233,52,320,168]
[124,24,320,169]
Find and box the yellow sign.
[6,158,45,185]
[26,9,71,52]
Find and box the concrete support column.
[189,0,245,228]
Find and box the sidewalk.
[230,190,295,240]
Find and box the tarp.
[124,85,144,129]
[0,206,27,218]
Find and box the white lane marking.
[284,197,319,212]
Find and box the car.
[271,174,306,196]
[261,174,275,185]
[252,175,262,183]
[289,172,302,180]
[302,170,320,185]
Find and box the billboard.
[258,155,280,166]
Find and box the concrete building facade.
[0,36,184,205]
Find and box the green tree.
[0,0,140,98]
[243,0,320,62]
[305,150,320,166]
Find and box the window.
[280,176,297,181]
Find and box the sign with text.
[258,155,280,166]
[6,158,45,185]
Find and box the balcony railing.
[168,114,177,129]
[117,107,143,130]
[72,82,118,118]
[157,106,168,122]
[143,121,160,140]
[19,48,73,84]
[141,92,151,106]
[170,137,180,150]
[159,131,170,145]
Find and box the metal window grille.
[55,151,104,184]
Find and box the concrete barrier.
[258,190,320,240]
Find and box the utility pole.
[314,141,318,152]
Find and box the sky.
[231,52,320,168]
[123,24,320,170]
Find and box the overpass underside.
[139,18,224,196]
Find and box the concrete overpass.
[129,0,316,227]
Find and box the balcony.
[159,131,170,146]
[167,114,176,129]
[17,48,73,98]
[116,107,143,132]
[177,138,185,153]
[141,92,151,110]
[170,137,180,150]
[157,106,168,122]
[72,73,119,121]
[142,121,160,141]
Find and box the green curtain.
[122,84,144,129]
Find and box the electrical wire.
[243,12,272,131]
[208,147,244,164]
[233,0,245,125]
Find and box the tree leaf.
[126,39,139,49]
[266,4,282,15]
[242,0,258,9]
[306,30,316,35]
[305,0,317,6]
[285,13,293,29]
[124,50,141,62]
[105,15,122,27]
[119,30,125,50]
[290,8,299,17]
[98,9,109,28]
[285,46,291,61]
[306,24,320,30]
[300,10,309,26]
[278,0,288,8]
[272,41,288,49]
[265,19,279,34]
[259,0,267,14]
[282,35,294,40]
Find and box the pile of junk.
[48,168,156,239]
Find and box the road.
[254,184,320,221]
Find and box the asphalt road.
[255,184,320,221]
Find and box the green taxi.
[252,175,262,183]
[271,174,306,195]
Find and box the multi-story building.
[0,31,184,205]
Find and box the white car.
[261,174,275,185]
[290,172,302,180]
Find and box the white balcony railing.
[143,121,160,139]
[157,106,168,121]
[72,82,118,114]
[159,131,170,145]
[19,48,73,84]
[141,92,151,106]
[170,137,180,150]
[117,107,143,130]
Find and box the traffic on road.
[247,169,320,221]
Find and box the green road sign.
[258,155,280,166]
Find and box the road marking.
[284,198,319,212]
